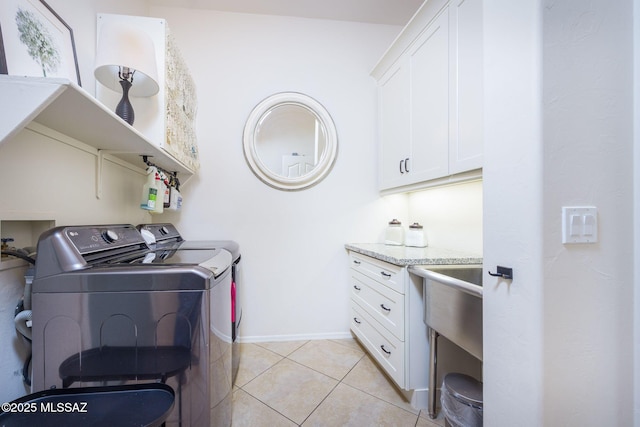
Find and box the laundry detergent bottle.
[151,169,165,214]
[140,166,159,211]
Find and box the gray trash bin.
[441,373,483,427]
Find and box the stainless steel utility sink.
[411,265,483,360]
[409,264,483,419]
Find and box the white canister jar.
[384,219,404,246]
[405,222,427,247]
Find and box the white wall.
[483,0,544,424]
[368,182,483,254]
[43,0,151,94]
[151,6,485,342]
[542,1,634,425]
[484,0,635,425]
[408,181,483,254]
[148,6,404,341]
[635,0,640,423]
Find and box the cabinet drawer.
[351,301,405,388]
[349,253,404,294]
[351,270,404,340]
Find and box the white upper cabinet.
[449,0,483,175]
[409,9,450,183]
[372,0,483,193]
[378,59,410,189]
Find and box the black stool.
[58,345,190,425]
[0,383,174,427]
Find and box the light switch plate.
[562,206,598,244]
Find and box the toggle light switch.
[583,214,596,236]
[562,206,598,244]
[569,214,582,236]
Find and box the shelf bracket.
[96,149,106,199]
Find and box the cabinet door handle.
[353,285,361,291]
[353,260,361,265]
[380,271,392,279]
[380,345,391,355]
[399,159,405,174]
[404,157,410,173]
[353,317,361,324]
[380,304,391,312]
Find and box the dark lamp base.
[116,79,135,125]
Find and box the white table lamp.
[94,21,159,125]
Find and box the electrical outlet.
[562,206,598,244]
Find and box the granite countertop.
[345,243,482,266]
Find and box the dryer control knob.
[103,230,119,243]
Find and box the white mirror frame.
[243,92,338,191]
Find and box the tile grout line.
[237,387,301,426]
[338,382,422,424]
[235,340,434,426]
[237,343,346,426]
[292,349,423,427]
[237,352,288,390]
[254,340,310,358]
[340,352,424,417]
[235,354,302,427]
[295,352,366,426]
[296,376,341,426]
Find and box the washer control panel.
[64,225,147,254]
[138,223,182,243]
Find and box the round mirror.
[243,92,338,191]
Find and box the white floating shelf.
[0,76,194,180]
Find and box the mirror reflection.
[243,92,338,191]
[255,104,327,178]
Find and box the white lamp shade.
[94,21,159,97]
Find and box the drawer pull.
[380,345,391,355]
[353,285,361,291]
[353,317,361,324]
[353,260,361,265]
[380,271,392,279]
[380,304,391,312]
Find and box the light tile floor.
[232,338,446,427]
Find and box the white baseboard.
[238,331,353,343]
[402,387,430,411]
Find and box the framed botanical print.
[0,0,81,85]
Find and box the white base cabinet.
[349,252,430,408]
[373,0,483,193]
